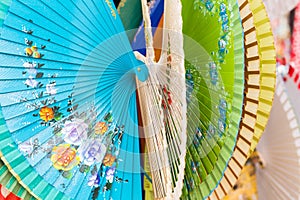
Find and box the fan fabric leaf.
[256,76,300,200]
[0,160,34,200]
[117,0,143,42]
[136,0,187,198]
[207,0,276,198]
[0,0,147,199]
[180,0,244,199]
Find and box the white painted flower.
[23,62,37,75]
[23,62,36,68]
[46,83,57,95]
[19,140,34,157]
[25,76,38,88]
[62,118,88,146]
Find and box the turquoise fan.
[0,0,188,199]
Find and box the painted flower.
[95,122,108,135]
[32,51,41,59]
[19,140,34,157]
[51,144,80,171]
[62,119,88,146]
[25,47,33,56]
[88,174,100,187]
[39,106,54,122]
[161,86,172,109]
[78,139,106,166]
[46,83,57,95]
[25,76,38,88]
[23,62,36,68]
[23,62,37,75]
[105,167,116,183]
[102,153,116,167]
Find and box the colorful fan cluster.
[0,0,276,200]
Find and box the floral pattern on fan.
[15,25,127,191]
[51,143,80,171]
[194,1,230,63]
[182,1,238,197]
[18,27,127,190]
[19,110,126,194]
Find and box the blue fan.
[0,0,155,199]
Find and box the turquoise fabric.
[0,0,145,199]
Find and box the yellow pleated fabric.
[207,0,276,199]
[248,0,276,153]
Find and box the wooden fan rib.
[245,41,258,49]
[244,26,256,36]
[211,1,272,198]
[239,0,248,10]
[224,165,238,184]
[242,112,256,128]
[137,80,169,198]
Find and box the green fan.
[0,159,35,200]
[181,0,244,199]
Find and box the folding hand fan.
[179,0,245,199]
[0,0,189,199]
[290,2,300,74]
[135,0,187,198]
[0,160,34,200]
[0,184,22,200]
[263,0,300,18]
[207,0,276,199]
[117,0,143,42]
[256,75,300,200]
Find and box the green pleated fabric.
[181,0,245,199]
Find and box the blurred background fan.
[256,76,300,200]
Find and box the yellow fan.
[208,0,276,199]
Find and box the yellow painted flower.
[51,144,80,171]
[25,47,33,56]
[31,46,38,52]
[95,122,108,135]
[39,106,54,122]
[32,51,41,58]
[102,153,116,166]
